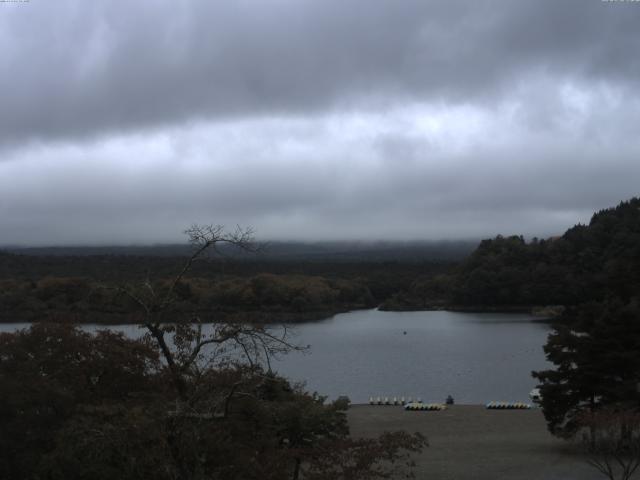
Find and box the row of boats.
[369,397,422,405]
[367,389,542,409]
[485,401,532,409]
[404,402,447,411]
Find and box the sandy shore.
[347,405,621,480]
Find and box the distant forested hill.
[451,234,583,307]
[0,249,455,323]
[2,240,477,262]
[0,240,472,322]
[402,197,640,309]
[2,199,638,319]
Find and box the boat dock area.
[347,405,606,480]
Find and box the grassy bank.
[347,405,608,480]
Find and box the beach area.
[347,405,615,480]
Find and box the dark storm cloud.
[1,0,640,146]
[1,0,640,245]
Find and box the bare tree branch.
[109,224,299,403]
[579,409,640,480]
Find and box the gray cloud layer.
[2,0,640,144]
[1,0,639,245]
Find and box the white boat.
[529,388,542,402]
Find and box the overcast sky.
[1,0,639,246]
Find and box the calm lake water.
[0,309,551,404]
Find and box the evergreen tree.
[533,298,640,437]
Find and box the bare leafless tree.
[579,409,640,480]
[115,224,300,401]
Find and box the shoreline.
[0,305,560,325]
[379,304,563,320]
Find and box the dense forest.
[0,251,454,323]
[385,197,640,311]
[2,198,639,322]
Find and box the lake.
[0,309,551,404]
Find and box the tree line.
[384,197,640,310]
[0,273,376,323]
[0,251,453,323]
